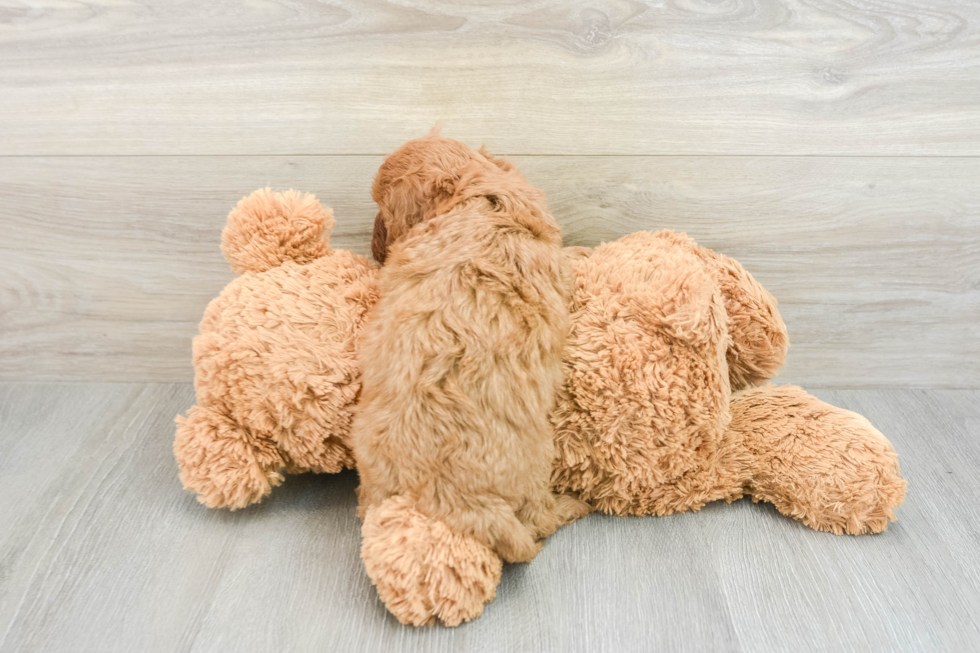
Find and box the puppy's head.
[370,131,521,263]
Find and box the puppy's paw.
[555,493,591,525]
[495,527,544,564]
[517,493,590,543]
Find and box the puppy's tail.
[360,495,502,627]
[221,188,335,274]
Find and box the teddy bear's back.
[192,250,380,474]
[551,230,742,516]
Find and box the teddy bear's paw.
[792,427,907,536]
[760,463,907,536]
[361,495,502,627]
[738,387,907,535]
[174,406,285,510]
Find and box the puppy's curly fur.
[352,134,589,564]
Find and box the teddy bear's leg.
[693,245,789,390]
[361,495,503,627]
[174,404,286,510]
[728,385,906,534]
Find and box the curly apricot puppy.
[352,133,589,572]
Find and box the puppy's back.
[353,199,575,562]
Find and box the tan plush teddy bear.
[175,155,905,627]
[174,189,378,509]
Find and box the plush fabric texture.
[361,495,503,626]
[175,156,906,628]
[692,244,789,390]
[221,188,334,274]
[174,189,379,509]
[550,231,905,527]
[550,230,736,516]
[730,384,907,535]
[353,135,589,569]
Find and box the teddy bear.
[175,165,906,627]
[174,188,379,509]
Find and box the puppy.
[352,134,588,563]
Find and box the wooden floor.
[0,383,977,652]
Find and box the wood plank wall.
[1,1,978,386]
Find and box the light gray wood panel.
[709,387,980,652]
[1,0,979,156]
[1,155,977,385]
[0,383,978,652]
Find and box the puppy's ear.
[374,169,464,261]
[386,177,428,229]
[373,175,436,260]
[371,213,389,263]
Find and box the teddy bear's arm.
[174,404,286,509]
[694,246,789,390]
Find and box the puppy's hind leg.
[489,514,544,563]
[553,492,592,525]
[411,477,545,563]
[517,491,590,542]
[439,493,544,563]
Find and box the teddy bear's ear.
[221,188,334,274]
